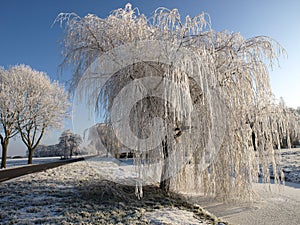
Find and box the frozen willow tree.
[56,4,294,199]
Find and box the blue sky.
[1,0,299,155]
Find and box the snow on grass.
[84,157,164,187]
[0,158,225,225]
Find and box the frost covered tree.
[10,65,70,164]
[276,100,300,148]
[1,65,69,167]
[56,4,298,199]
[287,109,300,147]
[0,67,24,168]
[59,129,82,158]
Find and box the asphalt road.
[0,156,95,183]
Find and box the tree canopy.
[57,4,299,200]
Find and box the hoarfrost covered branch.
[57,4,298,199]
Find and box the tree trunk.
[1,139,9,169]
[70,147,73,159]
[160,138,170,193]
[28,148,34,164]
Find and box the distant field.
[4,157,62,168]
[2,155,89,169]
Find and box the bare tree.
[56,4,298,199]
[11,65,70,164]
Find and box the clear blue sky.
[1,0,299,155]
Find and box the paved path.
[189,182,300,225]
[0,156,96,183]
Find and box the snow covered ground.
[0,159,225,225]
[187,148,300,225]
[189,181,300,225]
[1,148,299,224]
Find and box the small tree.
[69,132,82,157]
[12,65,69,164]
[59,129,82,158]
